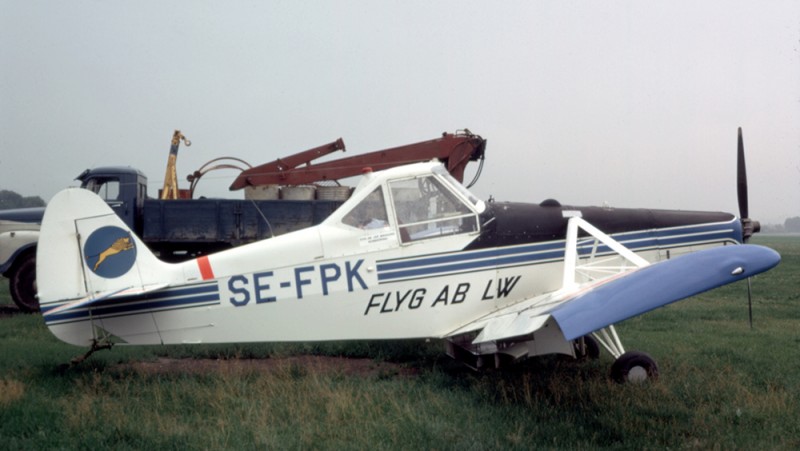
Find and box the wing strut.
[592,327,626,359]
[561,213,650,358]
[561,212,649,291]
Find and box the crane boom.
[229,130,486,190]
[160,130,191,200]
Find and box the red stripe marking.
[197,256,215,280]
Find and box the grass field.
[1,236,798,449]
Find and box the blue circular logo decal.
[83,226,137,278]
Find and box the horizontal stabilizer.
[42,283,169,317]
[551,244,780,340]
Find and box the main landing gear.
[590,325,659,383]
[573,334,600,360]
[610,351,659,383]
[449,327,660,383]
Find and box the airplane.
[36,129,780,383]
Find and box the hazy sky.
[2,1,798,224]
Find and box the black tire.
[573,335,601,360]
[8,252,39,313]
[610,351,659,383]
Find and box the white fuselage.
[39,162,741,347]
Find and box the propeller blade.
[737,128,756,327]
[737,127,749,219]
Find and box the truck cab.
[76,167,148,232]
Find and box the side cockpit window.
[390,176,477,243]
[85,178,120,201]
[342,187,389,229]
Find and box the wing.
[447,244,780,344]
[551,244,779,340]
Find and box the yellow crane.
[160,130,191,200]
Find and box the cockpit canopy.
[335,162,484,244]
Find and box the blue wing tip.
[739,244,781,275]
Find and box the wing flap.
[446,289,564,338]
[472,312,551,344]
[551,244,780,340]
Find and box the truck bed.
[141,198,344,251]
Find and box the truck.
[0,130,487,312]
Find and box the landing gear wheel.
[573,335,600,360]
[8,253,39,313]
[610,351,659,383]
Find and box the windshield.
[390,175,477,243]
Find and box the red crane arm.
[229,131,486,190]
[228,138,346,190]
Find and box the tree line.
[749,217,800,234]
[0,190,46,210]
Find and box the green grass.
[1,237,798,449]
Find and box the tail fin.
[37,188,172,309]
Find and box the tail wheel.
[8,253,39,313]
[610,351,659,383]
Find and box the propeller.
[737,127,748,219]
[737,127,760,242]
[736,127,759,328]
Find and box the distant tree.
[785,217,800,233]
[0,190,46,210]
[761,223,785,234]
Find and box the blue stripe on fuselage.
[377,220,741,283]
[42,282,220,324]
